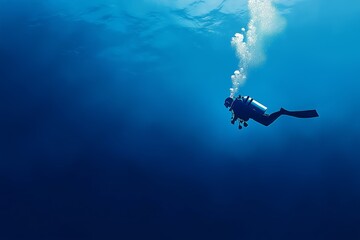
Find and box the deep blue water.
[1,0,360,239]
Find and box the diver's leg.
[263,110,284,126]
[252,108,319,126]
[251,110,284,126]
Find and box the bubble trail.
[230,0,286,98]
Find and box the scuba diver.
[224,95,319,129]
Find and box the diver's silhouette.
[224,96,319,129]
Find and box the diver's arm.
[231,113,238,124]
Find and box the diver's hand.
[231,117,237,124]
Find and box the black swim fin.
[282,108,319,118]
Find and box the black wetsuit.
[229,98,319,126]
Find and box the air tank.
[241,96,267,114]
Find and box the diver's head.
[224,97,234,108]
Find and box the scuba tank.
[241,96,267,114]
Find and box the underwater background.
[1,0,360,239]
